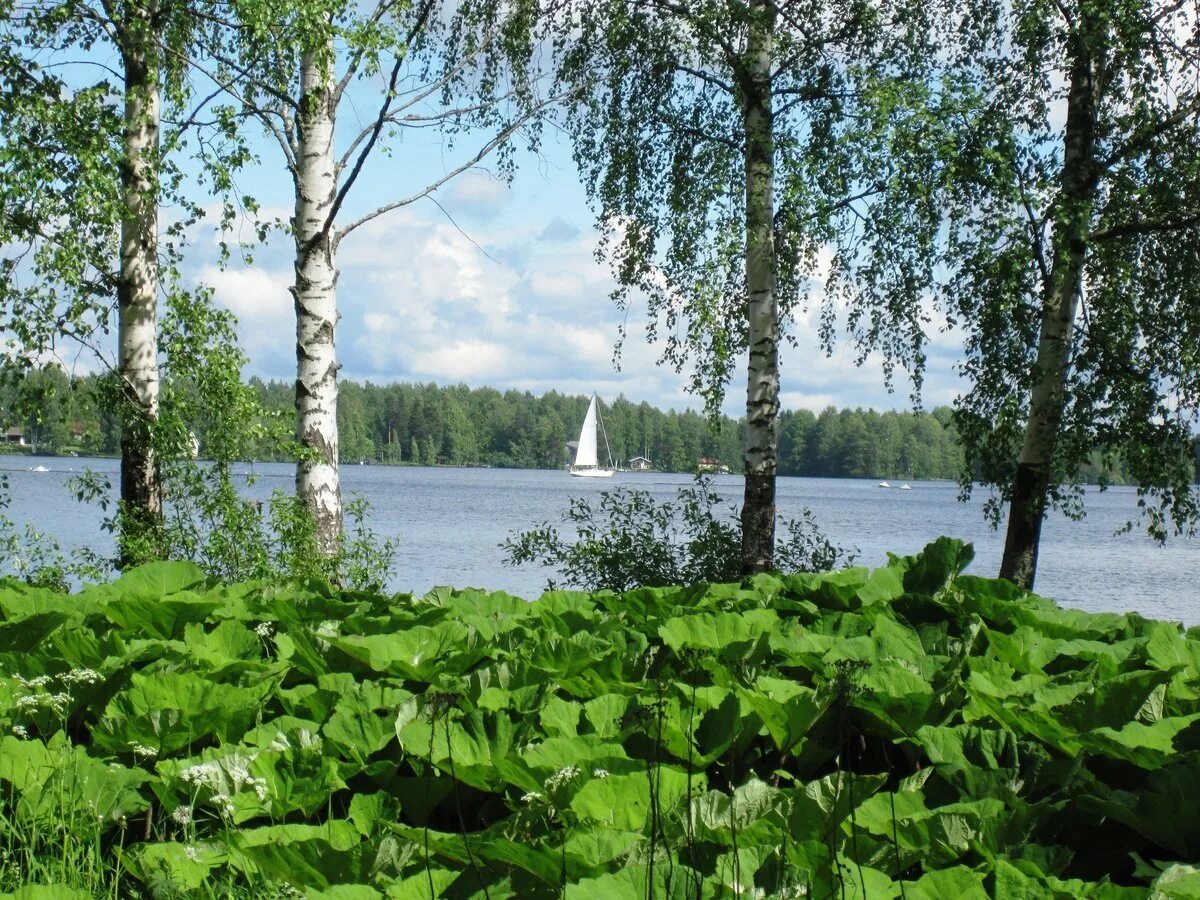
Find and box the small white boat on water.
[30,465,49,472]
[878,481,891,488]
[899,483,912,491]
[570,394,615,478]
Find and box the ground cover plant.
[1,538,1198,897]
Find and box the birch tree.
[1,1,264,563]
[990,0,1200,588]
[198,0,547,554]
[550,0,941,573]
[843,0,1200,589]
[3,1,179,554]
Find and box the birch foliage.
[840,0,1200,587]
[207,0,548,554]
[0,0,272,564]
[547,0,945,571]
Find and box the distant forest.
[2,367,1182,483]
[250,379,970,480]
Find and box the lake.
[2,456,1196,624]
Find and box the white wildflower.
[15,692,70,713]
[315,620,339,639]
[250,777,269,802]
[254,622,274,638]
[184,845,199,862]
[592,768,609,779]
[268,732,291,752]
[297,728,321,751]
[544,765,580,790]
[226,760,252,786]
[211,792,236,817]
[11,725,28,739]
[62,668,101,685]
[14,674,51,689]
[171,805,192,826]
[179,761,221,787]
[131,743,158,758]
[520,791,544,804]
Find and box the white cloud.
[195,165,970,420]
[443,172,511,219]
[200,264,293,366]
[409,338,510,380]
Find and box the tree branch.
[1091,208,1200,242]
[335,114,536,245]
[333,0,413,105]
[323,0,443,238]
[1100,90,1200,172]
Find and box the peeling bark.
[292,40,343,555]
[117,1,163,557]
[739,0,779,575]
[999,30,1101,589]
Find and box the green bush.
[503,475,852,591]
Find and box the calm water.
[2,456,1196,624]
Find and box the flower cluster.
[544,765,580,790]
[178,752,270,815]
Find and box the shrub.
[502,475,852,591]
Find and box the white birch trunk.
[292,40,343,555]
[1000,33,1101,588]
[117,3,163,555]
[740,0,780,574]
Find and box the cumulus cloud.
[201,264,293,371]
[442,171,511,220]
[195,184,969,420]
[537,217,581,243]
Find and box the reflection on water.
[2,456,1196,624]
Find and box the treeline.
[254,378,968,479]
[7,368,1191,483]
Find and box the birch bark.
[999,32,1101,588]
[739,0,779,574]
[117,1,163,548]
[292,39,343,554]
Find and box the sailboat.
[570,394,615,478]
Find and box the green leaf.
[93,672,276,754]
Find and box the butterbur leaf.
[94,672,276,754]
[657,608,778,654]
[123,842,220,895]
[0,611,70,652]
[904,866,988,898]
[1151,864,1200,898]
[98,561,208,600]
[103,595,221,641]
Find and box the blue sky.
[196,112,967,418]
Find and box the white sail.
[570,394,614,477]
[575,395,599,468]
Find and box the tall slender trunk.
[117,2,163,560]
[999,31,1101,589]
[740,0,779,575]
[293,40,342,555]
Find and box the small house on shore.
[628,456,652,471]
[697,456,731,474]
[2,427,26,446]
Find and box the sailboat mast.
[595,394,614,468]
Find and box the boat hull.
[569,468,615,478]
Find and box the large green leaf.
[93,671,276,754]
